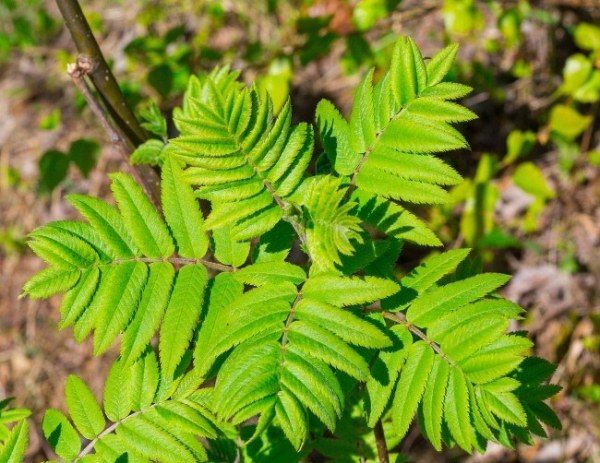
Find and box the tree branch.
[56,0,162,206]
[67,59,161,207]
[374,419,390,463]
[55,0,147,146]
[67,59,128,153]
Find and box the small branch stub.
[67,58,124,148]
[67,59,161,207]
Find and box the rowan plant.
[3,26,561,463]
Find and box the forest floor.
[0,0,599,461]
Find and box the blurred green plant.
[0,0,57,63]
[124,25,194,101]
[39,108,62,131]
[577,385,600,405]
[512,162,555,232]
[38,139,100,194]
[443,0,484,36]
[0,227,26,255]
[0,398,30,462]
[429,6,596,255]
[117,0,405,119]
[503,130,537,166]
[547,22,599,172]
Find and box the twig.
[374,420,390,463]
[580,103,597,155]
[67,60,161,207]
[56,0,162,206]
[67,59,129,155]
[55,0,147,146]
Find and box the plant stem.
[130,256,235,273]
[67,61,160,207]
[280,293,303,348]
[76,409,143,460]
[92,256,235,273]
[55,0,147,146]
[382,311,455,366]
[56,0,162,205]
[374,419,390,463]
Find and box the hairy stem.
[133,256,235,272]
[373,419,390,463]
[349,106,409,190]
[76,409,143,460]
[280,293,303,348]
[111,256,235,272]
[65,256,235,279]
[382,311,455,366]
[241,141,308,247]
